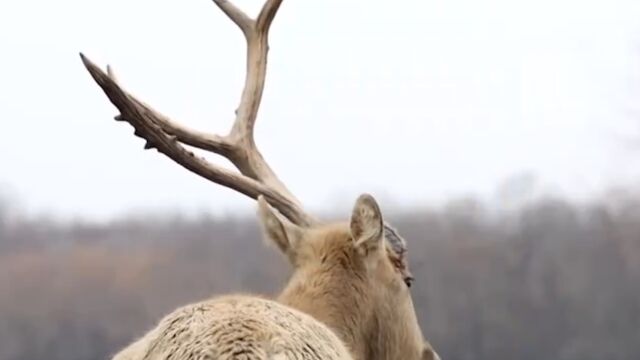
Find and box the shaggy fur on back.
[112,295,353,360]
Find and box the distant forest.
[1,187,639,360]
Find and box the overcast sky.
[1,0,640,220]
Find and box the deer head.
[80,1,438,359]
[259,194,439,360]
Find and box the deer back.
[111,295,353,360]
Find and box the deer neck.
[366,293,426,360]
[276,272,371,360]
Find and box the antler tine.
[211,0,299,206]
[105,64,235,155]
[211,0,283,36]
[211,0,253,36]
[79,0,315,226]
[256,0,284,34]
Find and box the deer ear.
[350,193,384,254]
[257,196,304,255]
[383,222,414,286]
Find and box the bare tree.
[80,1,437,359]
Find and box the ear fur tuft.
[350,193,384,254]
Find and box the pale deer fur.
[111,295,352,360]
[109,195,439,360]
[80,0,441,359]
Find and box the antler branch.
[211,0,253,36]
[79,0,313,226]
[104,66,232,154]
[256,0,284,33]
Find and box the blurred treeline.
[0,188,639,360]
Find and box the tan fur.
[112,295,352,360]
[110,195,440,360]
[273,223,435,360]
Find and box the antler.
[79,0,314,227]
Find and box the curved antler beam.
[79,0,313,226]
[79,53,312,227]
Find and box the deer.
[79,0,440,359]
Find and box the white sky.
[1,0,640,220]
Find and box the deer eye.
[404,275,414,288]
